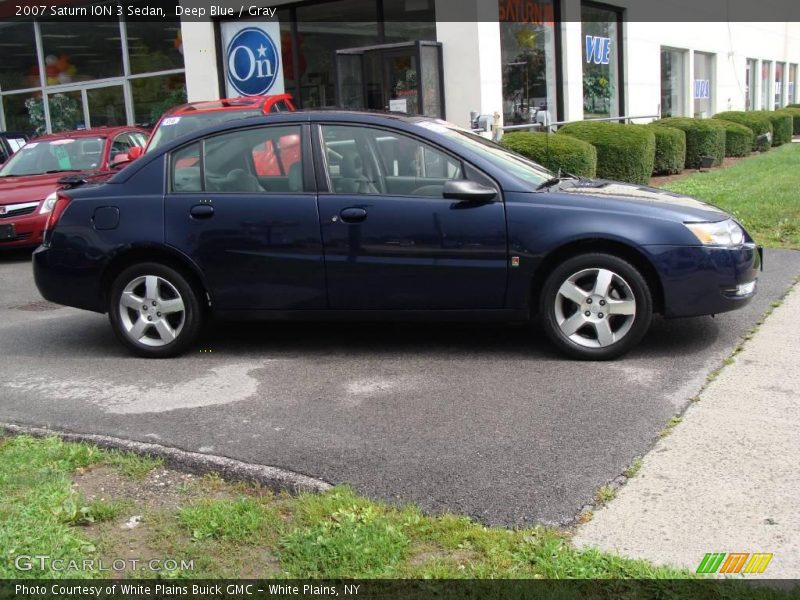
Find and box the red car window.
[252,133,301,177]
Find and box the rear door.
[164,124,325,310]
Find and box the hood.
[0,173,63,206]
[554,179,728,223]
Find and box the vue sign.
[225,27,280,96]
[694,79,710,99]
[585,36,611,65]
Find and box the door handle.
[339,207,368,223]
[190,204,214,219]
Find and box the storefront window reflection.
[661,47,686,117]
[500,0,558,126]
[47,91,85,133]
[126,18,184,75]
[0,22,38,92]
[295,0,378,108]
[87,85,126,127]
[581,3,621,118]
[39,21,123,83]
[774,62,785,108]
[761,61,772,110]
[790,64,798,105]
[693,51,714,118]
[1,93,41,135]
[131,73,187,125]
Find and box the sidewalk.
[573,284,800,578]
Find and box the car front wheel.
[540,253,653,360]
[108,263,202,358]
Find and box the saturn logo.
[226,27,280,96]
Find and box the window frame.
[167,123,312,195]
[313,122,500,200]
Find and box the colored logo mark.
[226,27,280,96]
[696,552,773,575]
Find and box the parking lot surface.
[1,248,798,526]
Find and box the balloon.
[47,76,58,85]
[45,65,58,77]
[57,72,72,84]
[66,65,77,76]
[56,56,70,72]
[45,54,58,66]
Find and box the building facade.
[1,0,799,133]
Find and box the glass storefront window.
[126,19,184,75]
[295,0,379,108]
[761,61,771,110]
[383,0,436,43]
[0,22,38,92]
[693,51,714,118]
[774,62,785,108]
[746,58,757,110]
[39,21,123,84]
[87,85,126,127]
[500,0,558,126]
[131,73,187,125]
[47,91,85,133]
[1,92,42,135]
[790,64,798,105]
[661,47,686,117]
[582,3,621,119]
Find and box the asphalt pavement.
[1,248,798,526]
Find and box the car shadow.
[0,248,34,264]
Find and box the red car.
[130,94,298,176]
[0,126,148,249]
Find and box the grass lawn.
[1,434,692,581]
[660,143,800,249]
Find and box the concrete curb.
[1,422,332,494]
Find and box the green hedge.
[713,111,773,151]
[779,107,800,135]
[556,122,655,184]
[642,125,685,175]
[715,120,754,157]
[652,117,726,168]
[763,111,794,146]
[499,132,597,178]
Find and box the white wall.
[180,20,220,102]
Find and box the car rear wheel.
[108,263,202,358]
[540,253,653,360]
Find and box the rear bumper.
[0,212,46,248]
[643,243,761,318]
[33,245,105,313]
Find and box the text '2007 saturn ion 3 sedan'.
[33,112,761,360]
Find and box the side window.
[320,125,462,197]
[171,143,202,193]
[169,126,304,194]
[110,133,134,163]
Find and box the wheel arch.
[101,244,212,311]
[529,238,665,317]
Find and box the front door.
[316,123,508,310]
[164,124,326,310]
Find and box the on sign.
[226,27,280,96]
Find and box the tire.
[539,253,653,360]
[108,262,203,358]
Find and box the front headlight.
[39,191,58,214]
[685,219,745,246]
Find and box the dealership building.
[1,0,799,134]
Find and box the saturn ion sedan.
[32,111,761,360]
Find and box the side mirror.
[128,146,144,160]
[442,179,497,202]
[111,153,129,165]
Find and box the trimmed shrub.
[499,132,597,178]
[762,111,794,146]
[715,120,754,157]
[713,111,773,151]
[780,107,800,135]
[556,122,655,184]
[642,125,685,175]
[652,117,725,168]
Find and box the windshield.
[146,110,261,154]
[415,121,553,187]
[0,137,105,177]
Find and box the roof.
[32,126,147,142]
[166,94,293,116]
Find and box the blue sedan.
[33,112,761,359]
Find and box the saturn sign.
[221,23,284,97]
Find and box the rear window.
[146,110,260,154]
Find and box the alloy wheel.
[118,275,186,347]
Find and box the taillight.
[43,191,71,244]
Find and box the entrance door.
[335,41,444,117]
[316,123,508,310]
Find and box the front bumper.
[0,209,46,248]
[643,243,761,318]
